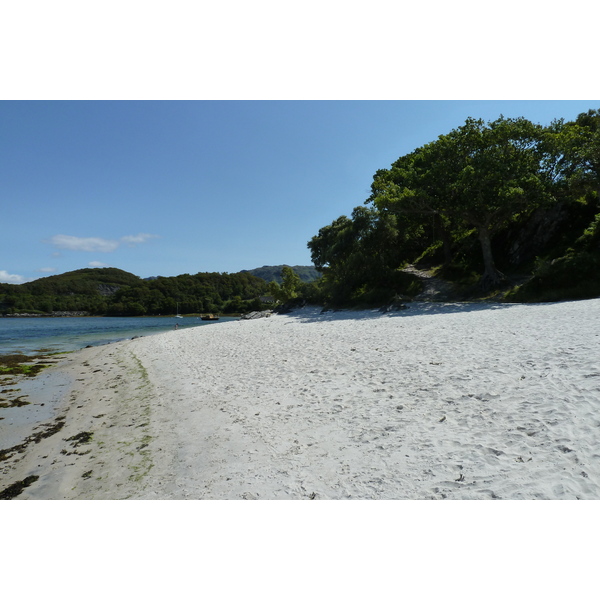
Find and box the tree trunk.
[477,225,505,291]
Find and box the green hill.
[0,267,269,316]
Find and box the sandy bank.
[2,300,600,499]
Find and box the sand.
[2,299,600,500]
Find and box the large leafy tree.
[308,206,413,303]
[368,116,552,289]
[551,109,600,193]
[539,113,597,194]
[308,213,360,302]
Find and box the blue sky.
[1,100,598,283]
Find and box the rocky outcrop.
[97,284,120,296]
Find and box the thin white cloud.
[89,261,110,267]
[47,233,159,253]
[120,233,160,245]
[0,270,27,284]
[37,267,56,273]
[49,234,119,253]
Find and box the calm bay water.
[0,316,238,356]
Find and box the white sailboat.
[175,302,183,318]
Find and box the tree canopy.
[308,109,600,304]
[367,116,555,288]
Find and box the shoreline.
[1,339,158,499]
[2,300,600,499]
[0,314,238,357]
[1,311,90,318]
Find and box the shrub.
[508,250,600,302]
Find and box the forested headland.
[0,268,271,316]
[0,264,326,316]
[307,109,600,306]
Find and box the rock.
[240,310,273,320]
[275,298,307,314]
[380,303,409,313]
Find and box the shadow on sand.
[284,302,520,324]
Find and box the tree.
[281,266,301,300]
[539,114,598,194]
[268,266,302,303]
[308,206,419,304]
[368,116,551,290]
[308,214,356,297]
[560,109,600,192]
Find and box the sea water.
[0,316,237,356]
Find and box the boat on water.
[175,303,183,318]
[201,314,219,321]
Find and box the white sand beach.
[2,299,600,500]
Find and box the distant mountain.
[239,265,321,284]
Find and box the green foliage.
[368,116,552,288]
[309,107,600,305]
[308,206,413,305]
[575,209,600,250]
[267,266,302,303]
[0,268,269,316]
[308,205,424,307]
[297,279,327,305]
[280,266,301,300]
[508,250,600,302]
[348,270,422,307]
[268,281,283,302]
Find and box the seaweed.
[0,354,51,377]
[65,431,93,447]
[0,396,31,408]
[0,475,39,500]
[0,416,66,462]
